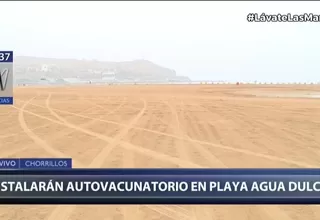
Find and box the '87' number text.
[0,53,11,61]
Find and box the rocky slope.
[14,56,190,82]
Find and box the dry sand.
[0,84,320,220]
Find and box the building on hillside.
[41,64,61,73]
[101,69,116,81]
[26,65,40,72]
[88,69,103,74]
[41,64,49,72]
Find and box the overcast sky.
[1,1,320,82]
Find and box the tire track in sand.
[121,134,141,220]
[14,102,202,217]
[14,98,314,168]
[161,99,294,220]
[180,100,294,220]
[14,97,296,220]
[0,100,103,140]
[13,100,203,168]
[5,95,125,152]
[43,94,127,141]
[17,96,83,167]
[15,98,316,168]
[165,100,225,219]
[146,205,191,220]
[45,97,147,220]
[137,99,193,220]
[7,96,110,163]
[1,91,107,140]
[8,94,131,220]
[162,99,199,220]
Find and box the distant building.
[167,76,191,82]
[88,69,102,74]
[101,69,116,81]
[40,64,60,73]
[63,78,86,84]
[26,65,39,72]
[41,64,49,72]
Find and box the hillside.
[14,56,190,83]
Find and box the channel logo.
[0,68,9,91]
[0,51,13,105]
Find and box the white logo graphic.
[0,68,9,91]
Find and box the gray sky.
[1,1,320,82]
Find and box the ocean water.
[257,93,320,99]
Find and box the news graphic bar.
[0,158,72,169]
[0,51,13,105]
[0,159,19,169]
[1,169,320,204]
